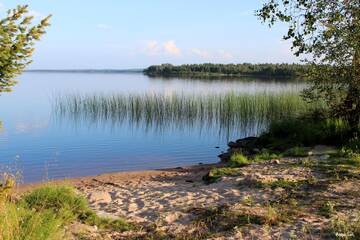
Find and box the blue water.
[0,72,303,183]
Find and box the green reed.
[53,92,320,137]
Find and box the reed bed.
[53,92,319,137]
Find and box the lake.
[0,72,305,183]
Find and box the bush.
[258,117,356,150]
[344,136,360,153]
[229,153,250,167]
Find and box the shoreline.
[15,163,221,193]
[10,149,360,239]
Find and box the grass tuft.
[229,153,250,167]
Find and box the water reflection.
[53,92,313,140]
[0,72,307,183]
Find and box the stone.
[235,137,258,148]
[271,159,281,164]
[228,141,239,148]
[88,191,112,204]
[218,152,231,161]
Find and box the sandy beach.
[16,152,360,239]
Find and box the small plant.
[242,195,255,206]
[193,205,268,234]
[329,213,360,240]
[253,151,282,161]
[229,153,250,167]
[264,179,305,190]
[318,201,336,218]
[203,167,241,184]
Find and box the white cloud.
[144,40,161,56]
[143,40,181,57]
[96,24,111,30]
[163,40,181,56]
[190,48,234,61]
[217,50,234,60]
[191,48,211,59]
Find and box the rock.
[128,203,138,212]
[228,141,239,148]
[218,152,231,161]
[271,159,281,164]
[235,136,258,145]
[88,191,112,204]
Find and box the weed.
[328,212,360,240]
[318,201,336,218]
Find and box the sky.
[0,1,299,69]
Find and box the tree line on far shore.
[143,63,308,78]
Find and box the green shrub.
[344,136,360,153]
[259,117,355,150]
[229,153,250,167]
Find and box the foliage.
[344,136,360,153]
[257,0,360,128]
[0,5,51,92]
[258,117,356,150]
[144,63,308,78]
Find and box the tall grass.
[53,92,320,137]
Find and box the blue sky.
[0,1,298,69]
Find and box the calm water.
[0,72,304,183]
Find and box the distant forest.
[144,63,308,78]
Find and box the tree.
[0,5,51,92]
[257,0,360,128]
